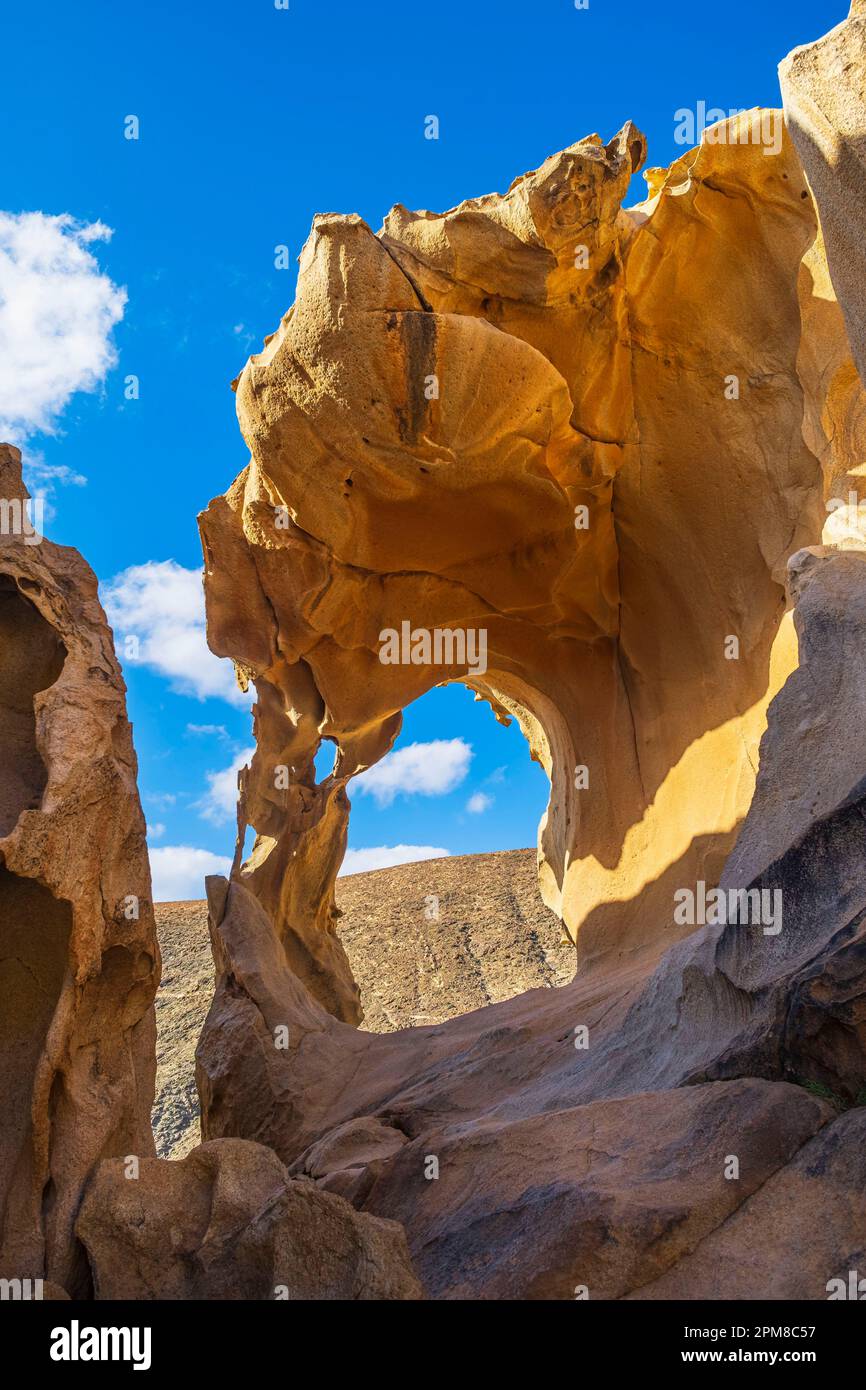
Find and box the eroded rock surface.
[191,50,866,1298]
[77,1138,422,1300]
[0,445,159,1296]
[4,10,859,1306]
[781,2,866,385]
[152,849,569,1158]
[200,107,866,1027]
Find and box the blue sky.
[0,0,844,897]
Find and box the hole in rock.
[335,682,574,1032]
[241,823,256,861]
[0,574,67,836]
[314,737,338,781]
[151,683,573,1154]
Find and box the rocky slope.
[151,901,214,1160]
[335,848,573,1030]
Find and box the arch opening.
[333,680,574,1031]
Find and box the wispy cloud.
[232,322,256,349]
[339,844,450,877]
[145,792,177,808]
[20,452,89,522]
[23,456,87,492]
[466,791,493,814]
[149,845,232,902]
[0,212,125,442]
[186,723,229,740]
[103,560,249,706]
[354,738,472,808]
[195,746,255,825]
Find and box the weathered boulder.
[76,1138,422,1300]
[627,1107,866,1301]
[357,1080,832,1300]
[0,445,159,1297]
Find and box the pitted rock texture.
[0,445,159,1297]
[200,108,866,1026]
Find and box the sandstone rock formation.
[200,106,866,1028]
[189,11,866,1299]
[4,8,864,1306]
[0,446,159,1297]
[197,552,866,1300]
[152,849,569,1159]
[195,774,865,1299]
[781,2,866,386]
[626,1107,866,1300]
[77,1138,422,1300]
[152,847,569,1160]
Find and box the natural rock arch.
[200,114,865,1024]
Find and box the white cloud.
[339,844,450,877]
[354,738,472,808]
[19,453,89,524]
[186,723,229,739]
[23,456,87,493]
[466,791,494,814]
[196,746,255,825]
[145,792,177,808]
[149,845,232,902]
[147,822,166,839]
[0,212,126,442]
[102,560,249,706]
